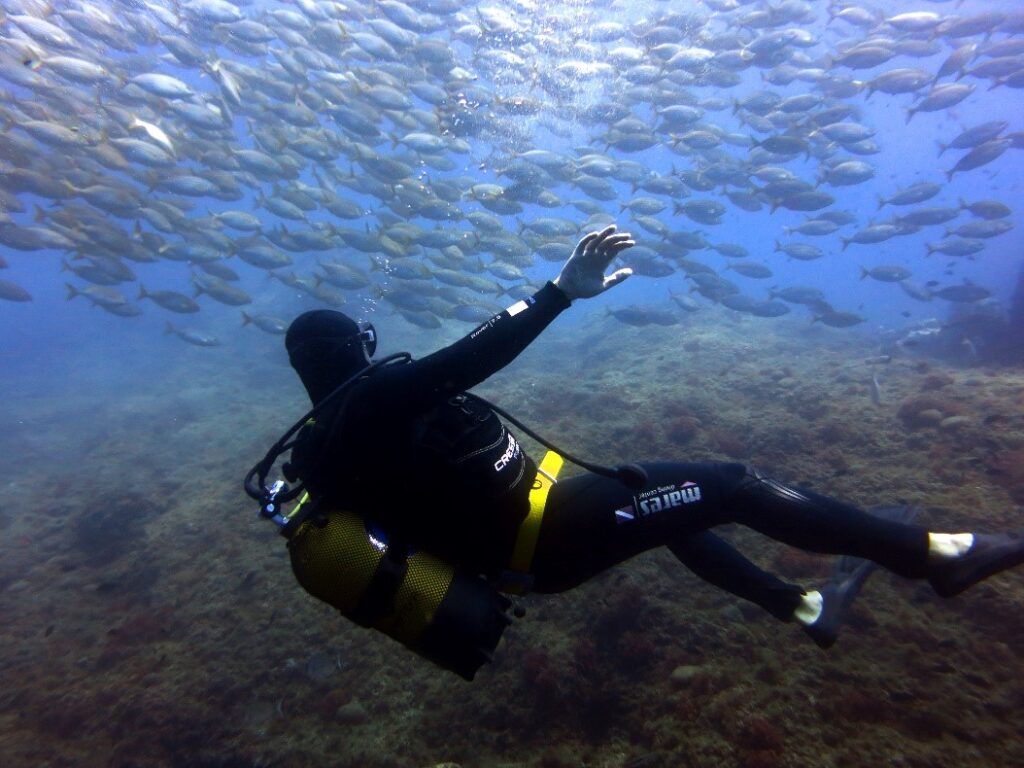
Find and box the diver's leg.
[669,530,881,648]
[529,462,742,593]
[725,468,931,577]
[528,461,1024,598]
[668,530,804,621]
[527,461,880,646]
[726,467,1024,596]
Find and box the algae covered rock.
[897,394,961,429]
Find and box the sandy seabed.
[1,305,1022,768]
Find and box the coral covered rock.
[896,394,963,430]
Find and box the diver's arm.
[373,226,635,412]
[366,226,634,415]
[373,280,571,412]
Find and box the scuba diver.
[246,225,1024,681]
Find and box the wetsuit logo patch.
[493,432,521,472]
[617,482,702,523]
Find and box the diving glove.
[554,224,635,301]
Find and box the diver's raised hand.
[553,225,635,301]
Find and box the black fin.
[806,505,920,648]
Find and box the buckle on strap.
[501,451,563,595]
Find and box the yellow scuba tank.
[285,497,512,681]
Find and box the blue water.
[1,0,1021,378]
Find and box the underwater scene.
[2,0,1024,766]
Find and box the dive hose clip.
[257,480,291,529]
[257,481,319,538]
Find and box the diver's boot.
[928,530,1024,598]
[801,558,876,649]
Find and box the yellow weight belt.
[504,450,563,594]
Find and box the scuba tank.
[285,497,511,681]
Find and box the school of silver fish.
[0,0,1020,345]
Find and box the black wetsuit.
[293,282,931,621]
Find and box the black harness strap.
[349,535,411,627]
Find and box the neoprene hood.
[286,309,370,404]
